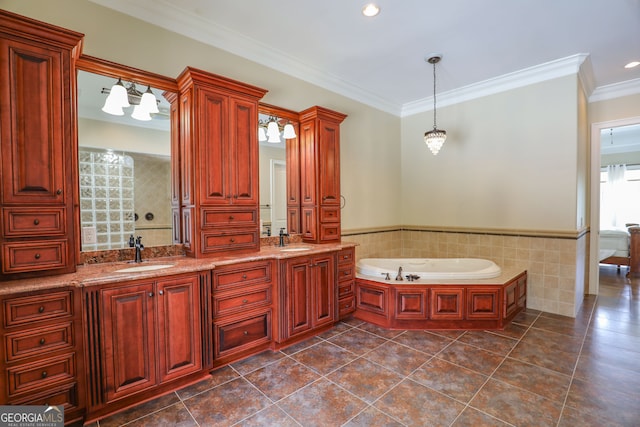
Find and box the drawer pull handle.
[41,371,47,378]
[230,238,235,243]
[56,189,62,195]
[343,255,348,259]
[345,305,351,309]
[39,338,46,345]
[38,306,45,313]
[242,299,249,304]
[242,274,247,279]
[34,253,41,259]
[243,331,248,335]
[229,216,235,220]
[34,219,40,225]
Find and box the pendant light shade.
[101,78,129,115]
[131,104,152,121]
[282,123,296,139]
[258,127,267,142]
[266,120,281,143]
[424,55,447,155]
[139,86,159,114]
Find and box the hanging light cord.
[432,60,437,130]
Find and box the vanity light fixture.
[258,116,297,143]
[362,3,380,17]
[625,61,640,69]
[424,54,447,155]
[101,79,159,121]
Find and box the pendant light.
[101,78,129,116]
[424,55,446,155]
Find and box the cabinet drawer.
[5,322,73,361]
[338,265,354,282]
[338,281,354,298]
[212,260,273,290]
[215,310,271,356]
[320,206,340,223]
[213,285,272,317]
[201,209,257,228]
[319,223,340,241]
[2,207,66,237]
[4,291,73,327]
[337,248,354,265]
[7,353,75,397]
[338,296,355,317]
[201,230,258,253]
[10,382,78,411]
[2,240,68,274]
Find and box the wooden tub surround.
[354,269,527,330]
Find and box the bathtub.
[354,258,526,330]
[357,257,502,280]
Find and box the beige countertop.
[0,242,357,296]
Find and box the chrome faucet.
[278,228,289,247]
[133,236,144,263]
[396,266,403,281]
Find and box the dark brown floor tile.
[176,365,239,399]
[511,309,540,326]
[98,392,180,427]
[579,336,640,373]
[508,328,582,375]
[279,336,323,355]
[470,379,562,427]
[340,316,365,327]
[436,341,505,375]
[456,330,518,356]
[564,377,640,426]
[229,349,286,375]
[278,378,367,427]
[327,357,403,403]
[535,312,590,337]
[356,322,405,339]
[291,340,357,375]
[124,402,196,427]
[410,357,488,403]
[184,377,271,426]
[317,321,354,339]
[328,328,387,355]
[558,405,627,427]
[236,404,299,427]
[587,315,640,337]
[492,357,571,401]
[574,354,640,397]
[363,340,431,376]
[428,329,466,339]
[343,406,404,427]
[450,407,511,427]
[243,357,320,402]
[392,330,453,354]
[489,322,529,339]
[519,327,584,354]
[374,379,465,427]
[585,326,640,353]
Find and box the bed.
[599,229,630,270]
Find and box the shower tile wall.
[79,149,135,251]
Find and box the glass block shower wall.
[79,148,135,251]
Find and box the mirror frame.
[258,103,301,235]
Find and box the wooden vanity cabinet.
[176,67,267,257]
[211,260,275,367]
[0,287,86,424]
[298,107,347,244]
[337,247,356,319]
[83,273,206,420]
[278,253,336,344]
[0,11,83,279]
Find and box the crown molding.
[589,78,640,103]
[401,54,589,117]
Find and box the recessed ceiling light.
[362,3,380,17]
[625,61,640,69]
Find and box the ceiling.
[89,0,640,117]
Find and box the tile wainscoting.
[342,227,589,317]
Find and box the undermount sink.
[280,247,311,252]
[115,264,175,273]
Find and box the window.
[600,164,640,229]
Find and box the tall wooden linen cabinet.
[175,67,268,257]
[0,11,82,279]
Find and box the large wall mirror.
[76,56,178,251]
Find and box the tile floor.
[92,265,640,426]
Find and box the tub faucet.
[133,236,144,263]
[396,266,403,281]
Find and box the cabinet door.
[0,38,68,205]
[299,122,316,205]
[311,255,335,328]
[156,275,202,383]
[229,97,259,205]
[317,120,341,206]
[101,283,156,402]
[285,258,312,337]
[198,88,230,204]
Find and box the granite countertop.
[0,242,357,295]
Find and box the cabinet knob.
[229,215,235,220]
[242,274,247,279]
[242,299,249,304]
[230,238,235,243]
[38,306,45,313]
[243,331,248,335]
[56,189,62,195]
[159,290,164,295]
[39,338,46,345]
[148,292,154,297]
[41,371,47,378]
[33,219,40,225]
[34,253,41,259]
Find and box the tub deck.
[354,268,527,330]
